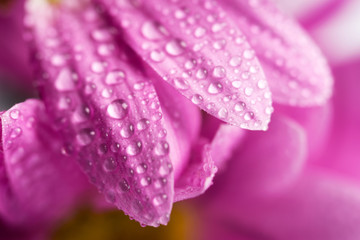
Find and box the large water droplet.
[191,94,204,104]
[174,78,189,90]
[141,21,165,40]
[229,56,242,67]
[165,40,185,56]
[208,82,223,94]
[105,70,125,85]
[103,157,118,172]
[212,66,226,78]
[150,49,165,62]
[153,141,170,157]
[107,99,129,119]
[126,141,142,156]
[136,163,148,174]
[153,194,167,206]
[91,61,106,73]
[120,122,134,138]
[196,68,208,79]
[10,110,20,120]
[243,49,255,60]
[137,118,150,131]
[76,128,95,146]
[54,68,77,91]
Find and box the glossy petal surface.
[220,0,333,106]
[98,0,273,130]
[0,99,88,226]
[25,0,175,226]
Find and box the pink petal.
[214,113,307,195]
[97,0,273,130]
[203,171,360,240]
[220,0,333,106]
[174,124,245,202]
[0,99,88,226]
[152,76,202,180]
[25,0,175,226]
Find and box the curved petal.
[213,113,307,195]
[97,0,273,130]
[203,171,360,240]
[220,0,333,106]
[152,76,201,180]
[174,123,245,202]
[0,99,88,226]
[25,0,175,226]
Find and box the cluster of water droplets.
[108,0,272,129]
[25,3,174,226]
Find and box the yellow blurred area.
[52,203,199,240]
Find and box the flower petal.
[174,123,245,202]
[214,113,307,195]
[203,171,360,240]
[97,0,273,130]
[220,0,333,106]
[152,76,202,180]
[25,0,175,226]
[0,99,88,226]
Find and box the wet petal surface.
[25,0,176,226]
[0,99,88,226]
[220,0,333,106]
[97,0,273,130]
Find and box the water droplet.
[153,194,168,206]
[218,108,228,119]
[153,141,170,157]
[76,128,95,146]
[159,163,172,176]
[212,66,226,78]
[105,70,125,85]
[194,27,206,38]
[91,28,112,42]
[196,68,208,79]
[232,81,242,88]
[257,80,267,89]
[51,54,66,67]
[244,112,254,121]
[97,44,115,56]
[174,9,186,19]
[103,157,118,172]
[234,101,246,112]
[126,141,142,156]
[141,21,165,40]
[140,177,152,187]
[119,178,130,192]
[229,56,242,67]
[107,99,129,119]
[120,122,134,138]
[10,110,20,120]
[191,94,204,104]
[184,59,196,70]
[150,49,165,62]
[245,87,253,96]
[10,128,22,138]
[55,68,77,91]
[208,82,223,94]
[91,61,106,73]
[213,39,226,50]
[174,78,189,90]
[243,49,255,60]
[136,163,148,174]
[165,40,185,56]
[265,107,273,115]
[137,118,150,131]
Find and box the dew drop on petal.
[107,99,129,119]
[243,49,255,60]
[153,141,170,157]
[191,94,204,104]
[174,78,189,90]
[153,194,168,206]
[76,128,95,146]
[141,21,165,40]
[208,82,223,94]
[103,157,118,172]
[120,122,134,138]
[119,178,130,192]
[150,49,165,62]
[136,118,150,131]
[165,40,185,56]
[229,56,242,67]
[212,66,226,78]
[126,141,142,156]
[105,70,125,85]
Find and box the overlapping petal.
[25,0,182,226]
[220,0,333,106]
[97,0,273,130]
[0,99,88,226]
[203,171,360,240]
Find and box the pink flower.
[0,0,333,232]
